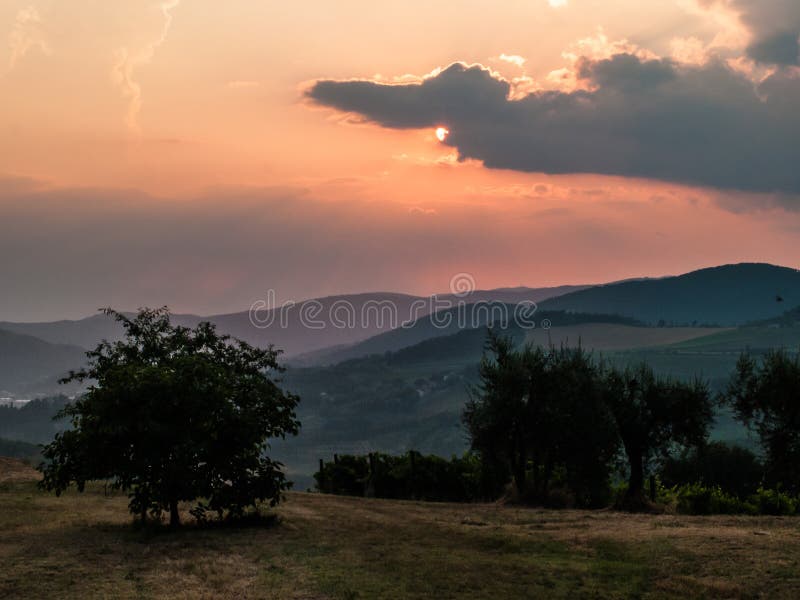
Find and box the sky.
[1,0,799,321]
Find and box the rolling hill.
[0,329,87,395]
[0,286,584,359]
[540,263,800,326]
[291,308,643,366]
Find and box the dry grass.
[0,457,40,483]
[1,458,800,599]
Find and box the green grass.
[661,327,800,353]
[3,463,800,599]
[525,324,726,353]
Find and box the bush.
[748,487,797,516]
[314,455,369,496]
[660,442,764,499]
[675,483,743,515]
[669,483,799,515]
[315,452,495,502]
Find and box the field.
[2,460,800,599]
[524,324,727,352]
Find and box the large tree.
[601,363,712,508]
[39,308,300,527]
[463,331,617,505]
[724,350,800,492]
[464,333,548,498]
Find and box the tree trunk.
[620,447,651,511]
[169,499,180,528]
[628,450,644,498]
[543,457,554,499]
[512,456,526,497]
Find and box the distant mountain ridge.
[0,329,86,395]
[0,285,584,359]
[293,308,642,366]
[2,263,798,393]
[540,263,800,326]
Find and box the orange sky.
[1,0,798,320]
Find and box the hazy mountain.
[434,284,591,306]
[539,263,800,326]
[294,308,642,366]
[0,313,130,350]
[0,329,87,395]
[0,286,582,358]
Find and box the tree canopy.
[724,350,800,493]
[463,332,619,507]
[39,308,301,526]
[602,363,713,508]
[464,331,714,509]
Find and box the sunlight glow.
[435,127,450,142]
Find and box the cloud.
[408,206,438,215]
[548,0,568,7]
[701,0,800,65]
[7,6,50,71]
[498,54,526,67]
[111,0,180,133]
[669,37,710,65]
[307,57,800,194]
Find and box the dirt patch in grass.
[0,457,41,483]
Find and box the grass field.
[2,460,800,599]
[525,324,727,352]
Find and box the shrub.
[748,487,797,516]
[660,442,764,499]
[315,452,494,502]
[675,483,744,515]
[314,455,370,496]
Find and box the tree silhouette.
[724,350,800,492]
[39,308,300,527]
[464,331,617,505]
[602,363,712,509]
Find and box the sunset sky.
[1,0,799,320]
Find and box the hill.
[0,438,41,463]
[540,263,800,326]
[434,284,591,305]
[1,479,799,598]
[748,304,800,328]
[292,308,642,366]
[0,397,71,444]
[0,329,87,395]
[0,286,583,361]
[524,323,727,352]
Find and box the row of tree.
[315,452,493,502]
[463,332,800,509]
[314,443,799,514]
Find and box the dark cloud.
[703,0,800,65]
[307,58,800,194]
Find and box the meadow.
[2,459,799,599]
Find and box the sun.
[435,127,450,142]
